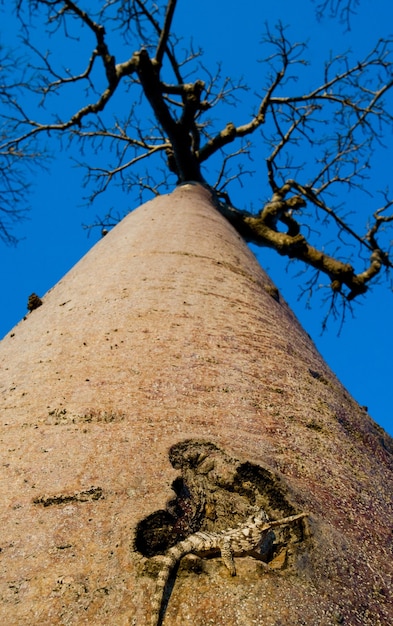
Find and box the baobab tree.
[0,1,392,625]
[1,0,393,305]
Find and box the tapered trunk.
[0,183,392,625]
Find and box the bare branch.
[1,0,393,317]
[154,0,177,68]
[314,0,361,30]
[133,0,183,83]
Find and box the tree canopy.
[1,0,393,310]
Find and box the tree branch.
[2,0,393,315]
[154,0,178,68]
[215,182,393,301]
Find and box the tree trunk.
[0,183,392,625]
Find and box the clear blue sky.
[1,1,392,436]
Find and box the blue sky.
[1,1,392,436]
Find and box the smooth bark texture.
[0,183,392,625]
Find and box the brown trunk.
[0,183,392,625]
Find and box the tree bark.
[0,183,392,625]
